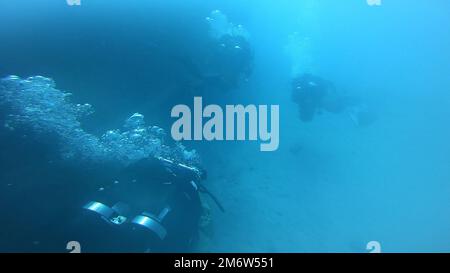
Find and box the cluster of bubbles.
[205,10,249,40]
[0,75,199,166]
[284,32,316,77]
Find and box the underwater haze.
[1,0,450,252]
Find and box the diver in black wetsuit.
[76,156,223,253]
[291,74,333,122]
[214,34,253,89]
[192,34,253,92]
[291,73,374,125]
[168,33,252,97]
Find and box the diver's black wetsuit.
[291,73,361,122]
[291,74,334,122]
[206,34,253,91]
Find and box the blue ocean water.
[0,0,449,252]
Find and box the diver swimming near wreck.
[291,73,377,126]
[79,156,223,252]
[202,10,253,92]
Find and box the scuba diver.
[76,156,223,253]
[187,33,253,93]
[211,34,253,90]
[202,10,253,92]
[74,157,224,252]
[291,73,376,126]
[162,33,253,97]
